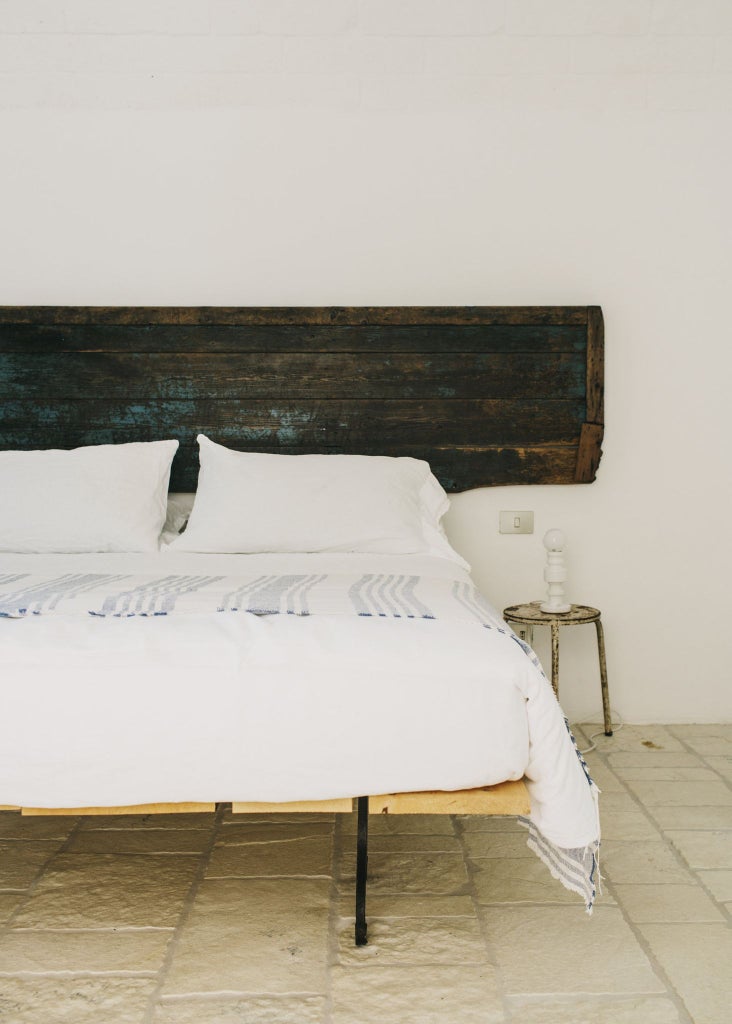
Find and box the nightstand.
[503,601,612,736]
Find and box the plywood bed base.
[11,780,529,818]
[4,781,529,946]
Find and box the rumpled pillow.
[0,440,179,553]
[170,435,467,565]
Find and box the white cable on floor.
[579,710,624,754]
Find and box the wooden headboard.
[0,306,603,492]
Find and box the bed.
[0,305,604,944]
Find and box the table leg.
[551,622,559,697]
[595,618,613,736]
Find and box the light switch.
[499,511,534,535]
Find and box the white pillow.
[170,435,467,564]
[0,440,179,553]
[164,492,195,535]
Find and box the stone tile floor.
[0,723,730,1023]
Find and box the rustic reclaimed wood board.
[0,306,603,489]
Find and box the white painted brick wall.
[359,0,505,36]
[62,1,211,35]
[0,0,729,112]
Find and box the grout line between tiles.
[584,731,698,1024]
[141,802,226,1024]
[453,812,513,1023]
[1,814,86,934]
[652,727,732,926]
[323,811,343,1024]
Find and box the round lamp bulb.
[543,528,566,551]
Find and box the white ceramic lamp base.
[541,528,571,613]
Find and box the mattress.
[0,547,600,906]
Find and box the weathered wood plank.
[575,422,604,483]
[0,323,587,354]
[0,305,603,488]
[0,351,585,402]
[586,306,604,425]
[0,305,590,327]
[0,398,584,448]
[166,446,578,492]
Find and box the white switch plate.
[499,511,534,534]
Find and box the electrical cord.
[577,716,622,757]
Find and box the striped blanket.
[0,569,600,911]
[0,571,518,636]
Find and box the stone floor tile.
[595,792,663,841]
[0,893,24,925]
[338,838,462,877]
[703,754,732,780]
[162,877,330,996]
[666,829,732,869]
[330,964,503,1024]
[481,905,664,995]
[0,813,78,840]
[696,870,732,902]
[506,994,683,1023]
[0,928,170,974]
[472,857,593,905]
[647,805,732,830]
[67,829,210,855]
[13,854,198,928]
[612,766,720,782]
[340,813,455,836]
[670,725,732,740]
[0,976,156,1024]
[611,883,725,923]
[78,812,216,830]
[217,823,333,844]
[622,779,732,807]
[337,915,486,966]
[606,751,705,769]
[463,831,534,859]
[340,852,468,894]
[582,725,686,754]
[674,735,732,756]
[578,761,625,791]
[456,815,524,833]
[207,835,332,878]
[0,840,61,889]
[639,923,732,1024]
[222,812,335,825]
[337,892,476,919]
[600,841,693,884]
[365,833,462,853]
[154,995,326,1023]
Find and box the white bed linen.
[0,550,597,854]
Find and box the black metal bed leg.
[355,795,369,946]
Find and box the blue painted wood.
[0,306,603,489]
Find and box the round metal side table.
[503,601,612,736]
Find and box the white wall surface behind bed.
[1,1,730,722]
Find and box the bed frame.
[0,304,603,943]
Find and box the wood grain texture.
[20,802,215,816]
[232,798,353,814]
[369,780,530,815]
[0,305,604,489]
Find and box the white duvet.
[0,548,600,908]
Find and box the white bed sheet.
[0,550,597,854]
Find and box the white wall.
[1,1,731,721]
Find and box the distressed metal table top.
[503,601,601,625]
